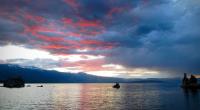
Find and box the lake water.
[0,83,200,110]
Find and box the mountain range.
[0,64,180,83]
[0,64,126,83]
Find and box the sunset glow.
[0,0,199,78]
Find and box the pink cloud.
[63,0,80,10]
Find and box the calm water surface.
[0,83,200,110]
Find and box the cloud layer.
[0,0,200,77]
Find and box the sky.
[0,0,200,78]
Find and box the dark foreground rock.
[181,73,200,89]
[3,77,25,88]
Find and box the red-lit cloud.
[107,7,124,18]
[62,58,105,71]
[34,34,65,42]
[76,19,102,27]
[62,17,104,29]
[0,1,118,62]
[23,13,46,23]
[80,39,115,49]
[41,45,72,50]
[63,0,80,10]
[62,18,73,25]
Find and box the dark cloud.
[0,0,200,77]
[0,18,27,45]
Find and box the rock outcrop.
[3,77,25,88]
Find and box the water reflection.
[79,84,118,110]
[0,83,200,110]
[182,88,200,110]
[120,83,162,110]
[51,84,81,110]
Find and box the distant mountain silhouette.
[0,64,126,83]
[0,64,180,83]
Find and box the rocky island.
[3,77,25,88]
[181,73,200,89]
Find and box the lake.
[0,83,200,110]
